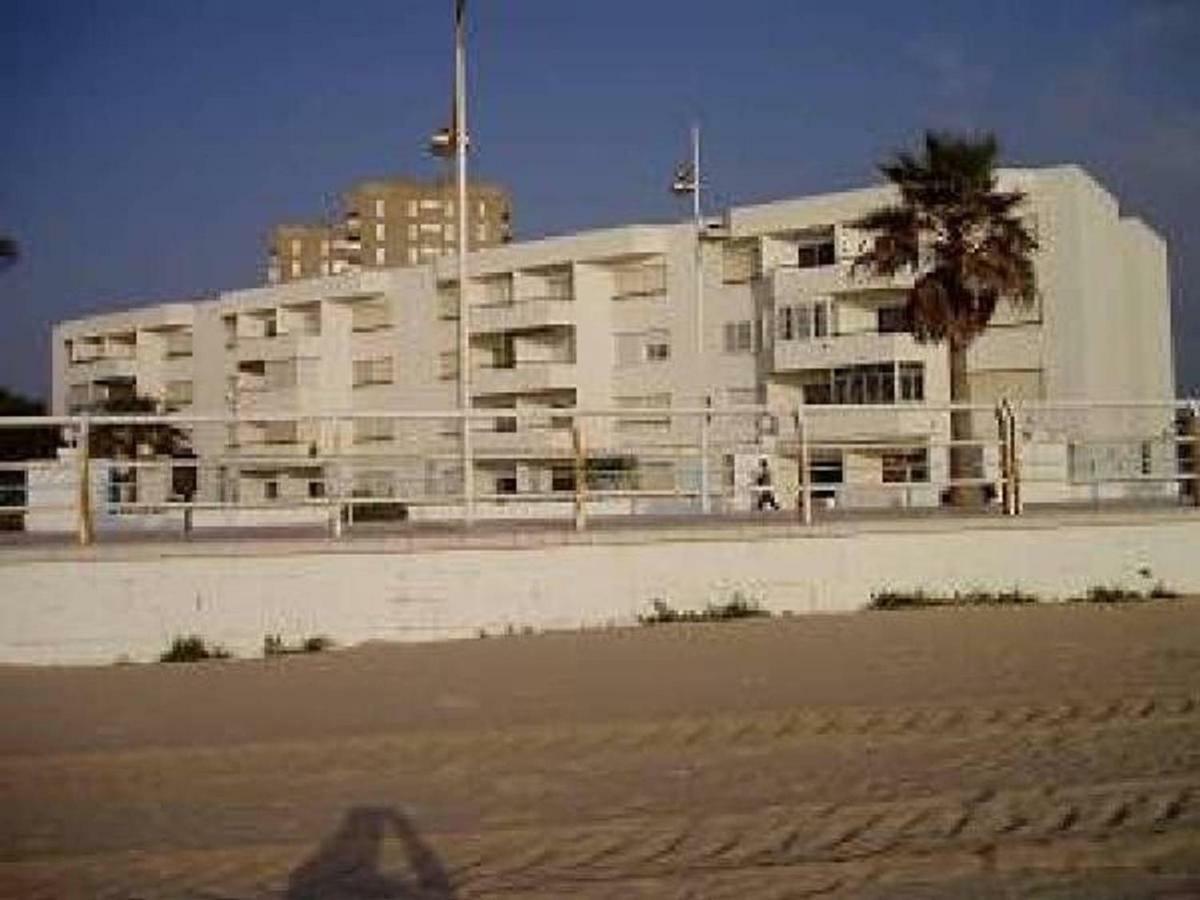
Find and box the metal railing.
[0,399,1197,544]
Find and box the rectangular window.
[899,362,925,402]
[420,199,441,211]
[878,306,909,334]
[374,198,386,217]
[165,330,193,358]
[374,246,386,265]
[797,240,836,268]
[375,222,386,240]
[164,380,193,408]
[722,239,759,283]
[813,302,829,338]
[644,331,671,362]
[777,306,794,341]
[264,480,279,501]
[882,448,930,483]
[353,417,394,444]
[352,356,394,387]
[407,200,418,217]
[613,260,667,298]
[438,350,459,380]
[351,300,391,332]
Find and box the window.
[290,259,300,278]
[797,240,836,268]
[645,337,670,362]
[264,480,279,501]
[723,320,755,354]
[615,331,670,366]
[878,305,909,334]
[438,350,459,380]
[478,200,487,218]
[813,302,830,338]
[374,198,386,217]
[777,306,795,341]
[351,300,390,332]
[407,223,418,240]
[899,362,924,402]
[291,239,302,255]
[353,417,394,444]
[308,480,326,499]
[352,356,393,387]
[420,199,441,211]
[408,246,420,264]
[1141,441,1152,476]
[477,223,488,242]
[722,239,758,283]
[374,247,386,265]
[165,330,193,358]
[882,449,930,483]
[375,222,386,240]
[613,260,667,298]
[407,200,418,217]
[551,467,575,492]
[164,380,193,408]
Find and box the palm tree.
[852,131,1037,505]
[0,235,17,271]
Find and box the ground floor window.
[881,448,930,483]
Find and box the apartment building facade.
[267,177,512,284]
[54,165,1174,513]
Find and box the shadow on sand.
[286,806,456,899]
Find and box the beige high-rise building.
[267,177,512,284]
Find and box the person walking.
[755,458,779,511]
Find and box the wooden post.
[700,394,711,514]
[572,421,587,531]
[77,418,93,546]
[1186,408,1200,508]
[796,410,811,526]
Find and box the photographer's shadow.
[286,806,456,900]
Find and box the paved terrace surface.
[0,501,1197,562]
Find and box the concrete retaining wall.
[2,514,1198,665]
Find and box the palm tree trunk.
[947,339,984,507]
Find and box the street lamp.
[429,0,473,524]
[672,124,710,512]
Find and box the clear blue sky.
[2,0,1198,398]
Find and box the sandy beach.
[1,600,1198,898]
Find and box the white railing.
[0,400,1196,544]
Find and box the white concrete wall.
[2,515,1197,665]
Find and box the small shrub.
[1072,585,1147,604]
[160,635,231,663]
[264,634,334,656]
[868,588,1039,610]
[638,593,770,625]
[1148,582,1181,600]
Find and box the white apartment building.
[52,165,1175,514]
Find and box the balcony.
[233,333,322,362]
[472,361,576,397]
[73,356,137,382]
[472,424,574,457]
[471,297,574,335]
[775,331,937,373]
[797,406,949,443]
